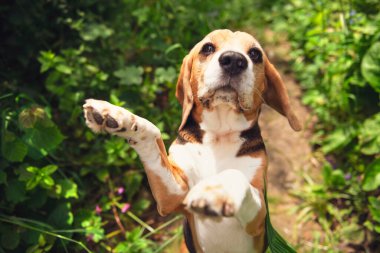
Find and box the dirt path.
[260,31,322,251]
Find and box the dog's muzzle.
[199,50,254,111]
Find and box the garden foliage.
[0,0,254,252]
[2,0,380,252]
[268,0,380,251]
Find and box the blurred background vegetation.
[0,0,379,252]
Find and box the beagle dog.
[83,29,301,253]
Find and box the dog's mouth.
[198,85,252,111]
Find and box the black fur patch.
[237,123,265,156]
[183,219,197,253]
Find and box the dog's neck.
[198,104,256,140]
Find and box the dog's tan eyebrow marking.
[176,117,204,144]
[236,123,265,157]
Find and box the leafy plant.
[0,0,255,252]
[267,0,380,251]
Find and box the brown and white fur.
[83,29,301,253]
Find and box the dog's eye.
[248,48,262,63]
[200,43,215,56]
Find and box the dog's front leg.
[184,169,265,234]
[83,99,188,215]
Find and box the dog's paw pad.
[221,201,235,217]
[92,111,104,125]
[83,99,161,144]
[83,99,125,134]
[105,115,119,128]
[185,185,236,217]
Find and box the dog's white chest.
[194,216,254,253]
[169,134,262,252]
[168,105,263,252]
[170,134,260,186]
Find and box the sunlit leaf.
[81,215,105,243]
[114,66,144,85]
[362,158,380,191]
[57,179,78,199]
[361,42,380,92]
[368,196,380,223]
[80,23,114,41]
[155,67,177,84]
[41,176,54,188]
[358,113,380,155]
[321,127,356,153]
[41,165,58,175]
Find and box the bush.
[268,0,380,251]
[0,1,255,252]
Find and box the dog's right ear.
[176,54,194,131]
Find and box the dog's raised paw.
[184,184,236,217]
[83,99,160,145]
[83,99,127,134]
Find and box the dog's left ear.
[263,56,302,131]
[176,54,194,131]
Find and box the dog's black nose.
[219,51,248,75]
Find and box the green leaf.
[368,196,380,223]
[56,64,73,75]
[38,234,46,247]
[1,228,20,250]
[154,67,177,84]
[330,169,346,188]
[124,171,143,201]
[80,23,114,41]
[5,180,26,204]
[24,124,64,155]
[41,165,58,175]
[0,171,7,185]
[362,158,380,191]
[95,168,109,182]
[361,42,380,92]
[57,179,78,199]
[41,176,55,189]
[25,189,48,209]
[131,7,150,26]
[47,202,73,228]
[322,164,332,183]
[26,166,39,174]
[81,215,105,243]
[114,66,144,85]
[321,127,355,153]
[38,51,57,73]
[26,176,40,190]
[358,113,380,155]
[2,134,28,162]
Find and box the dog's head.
[176,29,301,131]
